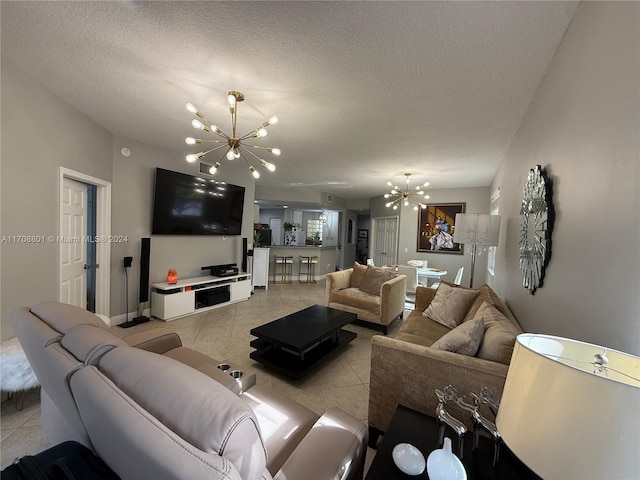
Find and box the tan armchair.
[326,268,406,334]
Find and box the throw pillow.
[350,262,368,288]
[475,301,520,365]
[358,266,396,296]
[431,317,485,356]
[463,284,510,323]
[422,282,479,329]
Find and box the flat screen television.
[152,168,245,235]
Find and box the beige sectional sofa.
[326,263,407,334]
[368,283,523,444]
[12,301,368,480]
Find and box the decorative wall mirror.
[519,165,554,294]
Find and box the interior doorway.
[59,168,111,318]
[371,216,399,266]
[60,177,90,309]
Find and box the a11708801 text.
[1,235,129,244]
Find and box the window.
[307,219,323,243]
[487,188,500,276]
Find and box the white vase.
[426,437,467,480]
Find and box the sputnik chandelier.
[384,173,430,210]
[184,91,281,179]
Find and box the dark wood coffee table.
[249,305,357,379]
[366,405,540,480]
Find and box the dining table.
[417,267,447,287]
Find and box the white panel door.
[269,218,282,245]
[373,217,399,267]
[60,177,87,308]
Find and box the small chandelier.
[184,91,281,179]
[384,173,430,210]
[319,210,328,224]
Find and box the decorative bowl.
[392,443,425,476]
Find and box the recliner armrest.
[123,329,182,354]
[273,408,367,480]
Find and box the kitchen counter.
[261,245,337,280]
[268,245,334,249]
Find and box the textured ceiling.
[1,1,579,200]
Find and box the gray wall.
[110,136,255,319]
[342,209,359,268]
[1,61,113,339]
[491,2,639,355]
[0,60,255,337]
[370,187,490,287]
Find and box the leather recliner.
[12,301,368,480]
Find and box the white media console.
[151,273,251,321]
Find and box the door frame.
[59,167,111,318]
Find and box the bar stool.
[274,256,293,284]
[299,255,318,283]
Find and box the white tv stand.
[151,273,251,321]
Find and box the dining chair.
[396,265,421,304]
[431,266,464,290]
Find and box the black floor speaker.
[242,237,248,273]
[139,237,150,302]
[133,237,150,325]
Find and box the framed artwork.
[417,203,466,253]
[358,229,368,239]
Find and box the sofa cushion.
[350,262,368,288]
[431,317,485,356]
[61,324,127,365]
[396,314,451,346]
[331,287,380,314]
[475,301,519,365]
[422,282,479,329]
[463,284,510,323]
[97,347,267,480]
[359,266,396,296]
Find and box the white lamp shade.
[453,213,501,246]
[496,334,640,480]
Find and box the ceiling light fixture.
[184,91,281,179]
[319,210,328,224]
[384,173,430,211]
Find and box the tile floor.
[1,279,409,472]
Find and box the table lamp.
[496,333,640,479]
[453,213,501,287]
